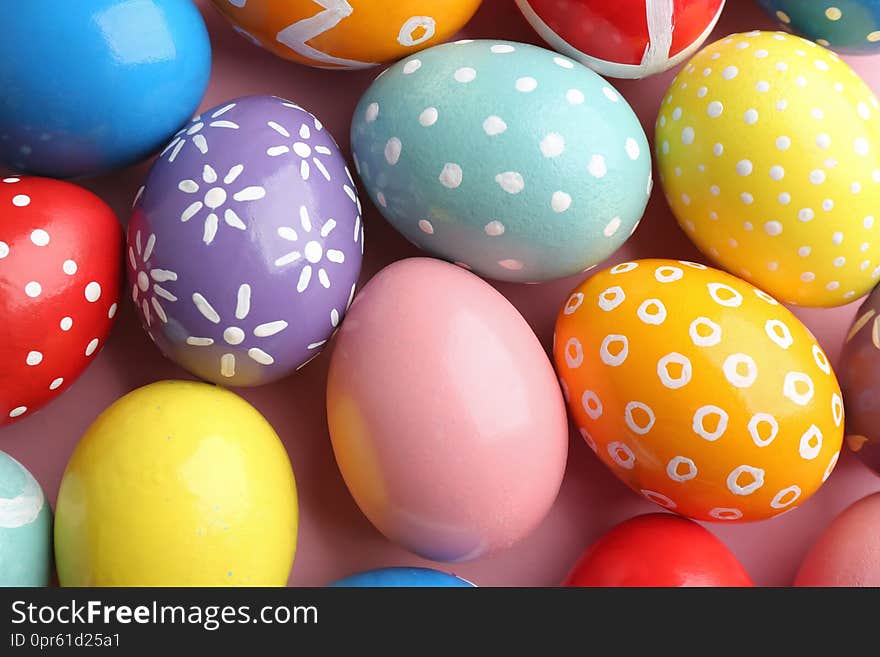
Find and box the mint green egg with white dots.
[0,451,52,586]
[351,39,652,283]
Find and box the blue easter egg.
[330,567,475,587]
[0,452,52,586]
[757,0,880,53]
[0,0,211,178]
[351,40,651,283]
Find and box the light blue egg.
[0,452,52,586]
[330,567,475,587]
[0,0,211,178]
[351,40,652,283]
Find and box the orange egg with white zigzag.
[554,259,843,522]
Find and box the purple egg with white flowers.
[127,95,364,387]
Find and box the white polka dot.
[482,115,506,136]
[776,136,791,151]
[0,241,7,259]
[454,67,477,83]
[26,350,43,366]
[600,334,628,366]
[498,259,523,271]
[61,259,77,275]
[625,138,640,160]
[697,86,708,98]
[625,401,655,435]
[85,338,99,356]
[376,191,387,207]
[799,425,823,460]
[707,101,723,118]
[681,127,695,144]
[564,338,583,369]
[85,282,101,302]
[419,107,438,127]
[439,163,463,188]
[810,169,826,184]
[365,103,379,123]
[566,89,584,105]
[598,286,626,311]
[655,266,683,283]
[495,171,524,194]
[25,281,41,298]
[657,352,692,389]
[491,44,515,54]
[551,191,571,213]
[484,220,504,236]
[855,138,870,156]
[693,405,728,441]
[707,282,743,307]
[49,378,64,391]
[8,407,27,418]
[603,217,622,238]
[610,262,638,274]
[12,194,30,207]
[764,221,783,236]
[851,182,862,194]
[515,76,537,92]
[690,317,722,347]
[826,6,842,20]
[553,56,574,68]
[637,299,666,325]
[602,87,619,102]
[756,80,770,92]
[858,102,870,120]
[607,442,635,469]
[709,507,743,521]
[2,177,20,183]
[564,293,584,315]
[770,165,785,181]
[641,490,676,509]
[727,465,765,496]
[723,353,758,388]
[667,456,698,482]
[815,60,829,71]
[770,485,801,509]
[384,137,402,165]
[798,208,815,222]
[418,219,434,235]
[744,109,759,124]
[30,229,49,246]
[801,271,816,283]
[588,155,607,178]
[736,160,753,176]
[784,371,814,406]
[722,66,739,79]
[749,413,779,447]
[713,143,724,156]
[60,317,73,331]
[108,303,117,319]
[540,132,565,158]
[776,99,788,111]
[765,319,793,349]
[403,59,421,74]
[740,192,754,205]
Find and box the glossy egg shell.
[564,514,752,587]
[211,0,482,69]
[837,284,880,472]
[0,0,210,178]
[757,0,880,54]
[0,451,52,586]
[1,177,122,426]
[327,258,568,561]
[330,567,475,587]
[516,0,726,79]
[351,40,651,283]
[54,381,298,586]
[795,492,880,586]
[129,95,363,387]
[553,259,843,522]
[656,31,880,307]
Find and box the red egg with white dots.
[515,0,726,79]
[0,176,122,426]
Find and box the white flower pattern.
[161,103,240,163]
[186,284,289,379]
[266,118,333,181]
[129,230,178,327]
[178,163,266,245]
[275,206,347,293]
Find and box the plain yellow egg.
[54,381,298,586]
[657,31,880,307]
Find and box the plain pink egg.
[326,258,569,562]
[795,493,880,587]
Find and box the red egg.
[515,0,726,79]
[0,176,122,426]
[564,514,753,587]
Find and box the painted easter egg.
[554,259,843,522]
[327,258,568,561]
[515,0,726,79]
[837,285,880,473]
[129,95,363,387]
[1,177,121,426]
[0,0,210,178]
[757,1,880,54]
[331,567,475,587]
[54,381,298,586]
[0,452,52,586]
[795,492,880,586]
[351,40,651,283]
[211,0,482,69]
[656,31,880,307]
[564,514,753,586]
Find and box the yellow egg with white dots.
[656,31,880,307]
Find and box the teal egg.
[0,452,51,586]
[351,39,652,283]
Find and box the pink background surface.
[3,0,880,587]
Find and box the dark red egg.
[564,514,753,587]
[0,176,122,426]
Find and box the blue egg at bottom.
[0,452,52,587]
[330,568,476,587]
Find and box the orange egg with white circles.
[554,259,843,522]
